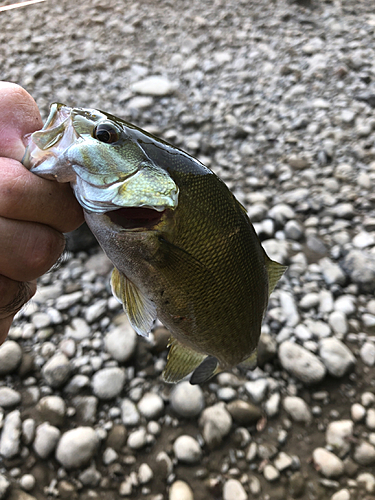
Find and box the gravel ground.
[1,0,375,499]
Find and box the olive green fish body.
[23,103,286,383]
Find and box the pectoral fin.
[239,349,258,371]
[162,337,206,383]
[111,268,157,338]
[265,258,287,296]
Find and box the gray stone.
[279,341,326,385]
[138,463,153,484]
[0,474,10,499]
[84,299,107,323]
[283,396,312,424]
[132,76,176,96]
[42,353,71,388]
[0,387,21,408]
[360,342,375,366]
[328,311,348,336]
[226,399,262,425]
[78,466,102,487]
[173,435,202,464]
[121,398,141,427]
[56,427,99,469]
[319,258,346,286]
[278,291,300,327]
[137,392,164,419]
[65,317,91,341]
[0,341,22,376]
[33,423,60,459]
[342,250,375,293]
[55,291,83,310]
[105,320,137,362]
[170,381,205,418]
[0,410,21,458]
[244,379,268,404]
[22,419,36,446]
[265,392,280,418]
[91,367,126,400]
[326,420,353,457]
[71,396,98,424]
[36,396,66,426]
[319,338,355,377]
[199,403,232,448]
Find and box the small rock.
[137,392,164,419]
[244,379,268,404]
[226,400,262,425]
[132,76,176,96]
[222,478,247,500]
[78,466,101,487]
[0,387,21,408]
[84,299,107,323]
[342,250,375,293]
[169,480,194,500]
[326,420,354,457]
[0,473,10,498]
[121,399,141,427]
[360,342,375,366]
[351,403,366,422]
[319,338,355,377]
[331,489,350,500]
[71,396,98,424]
[0,410,21,458]
[278,291,300,327]
[274,451,293,471]
[328,311,348,336]
[102,447,118,465]
[312,448,344,478]
[33,423,60,459]
[357,472,375,493]
[279,341,326,385]
[65,317,91,341]
[354,441,375,466]
[55,427,99,469]
[42,353,71,388]
[170,381,205,418]
[104,321,137,362]
[0,341,22,376]
[91,367,126,400]
[199,403,232,449]
[320,257,346,286]
[283,396,312,424]
[36,396,66,426]
[263,464,280,482]
[173,435,202,464]
[138,463,153,484]
[265,392,280,418]
[127,428,147,450]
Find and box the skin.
[0,82,84,344]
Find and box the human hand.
[0,82,84,344]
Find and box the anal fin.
[162,337,205,384]
[111,268,157,338]
[190,356,220,385]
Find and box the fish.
[22,103,287,384]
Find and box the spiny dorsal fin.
[162,337,206,384]
[190,356,220,385]
[265,258,287,297]
[111,268,157,338]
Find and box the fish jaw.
[22,103,179,214]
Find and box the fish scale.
[23,103,286,384]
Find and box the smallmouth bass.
[23,103,286,384]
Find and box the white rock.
[319,338,355,377]
[0,341,22,375]
[169,480,194,500]
[326,420,353,457]
[0,410,21,458]
[121,399,140,426]
[132,76,176,96]
[351,403,366,422]
[33,423,60,459]
[265,392,280,418]
[42,353,71,388]
[320,257,346,286]
[222,479,247,500]
[366,409,375,430]
[312,448,344,478]
[299,293,320,310]
[56,427,99,469]
[22,418,36,445]
[137,392,164,419]
[334,295,356,315]
[353,231,375,249]
[138,463,153,484]
[127,428,147,450]
[55,291,83,310]
[354,441,375,466]
[278,341,326,385]
[173,435,202,464]
[328,311,348,336]
[199,403,232,448]
[65,317,91,340]
[244,379,268,404]
[278,291,300,327]
[283,396,312,424]
[362,392,375,407]
[360,342,375,366]
[31,312,51,329]
[102,447,118,465]
[84,299,107,323]
[105,321,137,362]
[357,472,375,493]
[331,489,350,500]
[274,451,293,471]
[0,473,10,498]
[91,367,126,400]
[170,381,205,418]
[263,464,280,482]
[0,387,21,408]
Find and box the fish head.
[23,103,179,221]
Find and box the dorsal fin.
[111,268,157,338]
[162,337,206,383]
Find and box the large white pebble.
[222,478,247,500]
[173,435,202,464]
[55,427,99,469]
[138,392,164,419]
[312,448,344,478]
[170,381,205,418]
[169,480,194,500]
[0,341,22,375]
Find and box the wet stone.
[226,399,262,426]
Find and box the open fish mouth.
[106,207,165,230]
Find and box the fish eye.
[93,122,120,144]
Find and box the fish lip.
[104,206,165,231]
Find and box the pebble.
[326,420,353,457]
[222,479,247,500]
[138,463,153,484]
[312,448,344,478]
[331,489,350,500]
[361,342,375,366]
[319,257,346,286]
[342,250,375,294]
[173,435,202,464]
[42,353,71,388]
[91,367,126,400]
[121,399,141,427]
[351,403,366,422]
[55,427,99,469]
[319,338,355,377]
[137,392,164,419]
[199,403,232,449]
[31,312,51,329]
[55,291,83,310]
[36,396,66,426]
[33,423,60,459]
[0,341,22,375]
[169,480,194,500]
[127,428,147,450]
[278,341,326,385]
[226,400,262,425]
[274,451,293,471]
[283,396,312,424]
[244,379,268,404]
[0,410,21,459]
[0,473,10,498]
[132,76,176,96]
[265,393,281,418]
[65,317,91,340]
[22,419,35,446]
[353,441,375,466]
[84,299,107,323]
[170,381,205,417]
[278,291,300,327]
[0,387,21,408]
[263,464,280,482]
[104,321,137,362]
[328,311,348,336]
